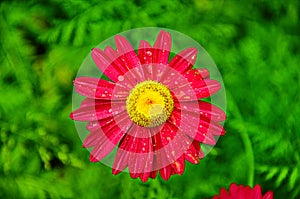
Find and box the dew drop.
[146,51,152,56]
[118,76,124,81]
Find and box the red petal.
[159,164,172,181]
[127,127,154,175]
[114,36,144,82]
[88,115,130,162]
[184,141,200,164]
[91,48,123,82]
[168,108,199,142]
[139,172,150,182]
[70,99,125,121]
[190,79,221,98]
[169,47,198,73]
[114,126,154,175]
[263,191,274,199]
[150,170,158,179]
[115,36,141,68]
[252,184,263,198]
[74,77,117,99]
[219,188,230,198]
[138,40,153,65]
[112,149,130,174]
[83,130,101,148]
[171,155,185,175]
[183,68,210,80]
[179,100,226,122]
[153,30,171,65]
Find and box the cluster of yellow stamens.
[126,80,174,128]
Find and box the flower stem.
[227,91,255,187]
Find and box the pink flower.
[70,30,226,182]
[212,183,274,199]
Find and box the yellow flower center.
[126,80,174,128]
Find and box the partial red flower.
[212,183,274,199]
[70,30,226,182]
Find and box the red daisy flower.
[212,183,274,199]
[70,30,226,182]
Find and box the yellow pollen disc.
[126,80,174,128]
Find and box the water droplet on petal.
[146,51,152,56]
[118,76,124,81]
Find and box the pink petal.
[89,117,130,162]
[138,40,153,65]
[153,30,172,65]
[160,72,187,90]
[115,35,141,68]
[127,127,154,175]
[83,129,101,148]
[114,36,145,82]
[113,126,154,175]
[172,79,221,100]
[169,47,198,73]
[151,122,191,173]
[176,100,226,122]
[198,119,225,139]
[188,120,225,145]
[91,48,123,82]
[112,148,130,175]
[86,120,103,131]
[199,101,226,122]
[184,141,200,164]
[138,40,156,81]
[183,68,210,80]
[74,77,128,99]
[171,155,185,175]
[193,130,215,145]
[168,108,199,142]
[153,122,177,150]
[70,99,125,121]
[191,79,221,98]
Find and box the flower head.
[212,183,274,199]
[70,29,226,182]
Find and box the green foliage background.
[0,0,299,198]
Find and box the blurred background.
[0,0,299,198]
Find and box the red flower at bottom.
[213,183,273,199]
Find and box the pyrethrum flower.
[212,183,273,199]
[70,29,226,182]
